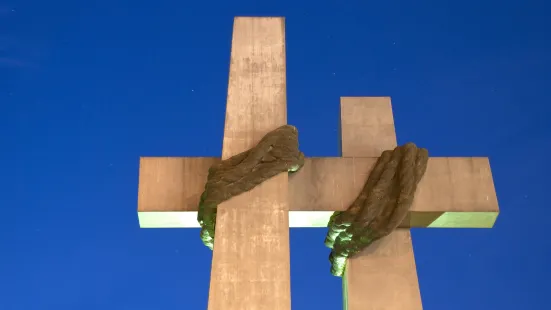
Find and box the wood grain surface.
[340,97,423,310]
[206,17,291,310]
[137,156,499,228]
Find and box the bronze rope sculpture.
[197,125,429,276]
[197,125,305,250]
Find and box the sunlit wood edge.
[137,211,498,228]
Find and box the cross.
[136,17,500,310]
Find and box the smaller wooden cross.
[136,17,499,310]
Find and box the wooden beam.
[340,97,423,310]
[137,156,499,228]
[206,17,290,310]
[339,97,397,157]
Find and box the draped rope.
[197,125,305,250]
[324,143,429,276]
[197,125,428,276]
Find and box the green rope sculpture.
[197,125,429,276]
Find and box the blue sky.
[1,0,550,309]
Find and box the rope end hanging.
[325,142,429,277]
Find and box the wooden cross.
[136,17,499,310]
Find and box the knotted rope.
[197,125,429,277]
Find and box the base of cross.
[135,17,499,310]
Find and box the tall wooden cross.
[136,17,499,310]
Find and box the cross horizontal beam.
[137,155,499,228]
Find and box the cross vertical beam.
[134,18,500,310]
[207,17,291,310]
[340,97,423,310]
